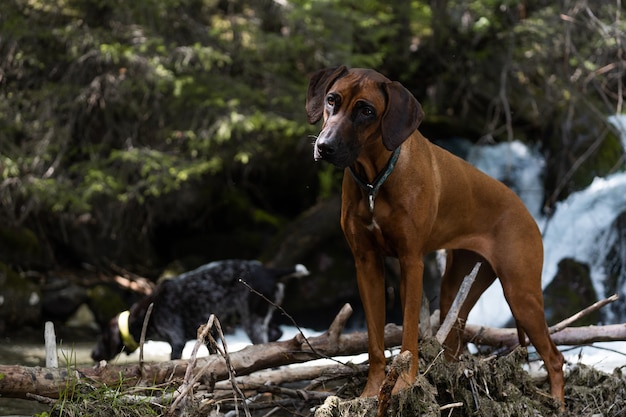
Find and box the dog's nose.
[317,141,335,156]
[315,137,337,160]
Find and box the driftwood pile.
[0,266,625,416]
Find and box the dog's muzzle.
[313,133,355,168]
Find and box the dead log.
[464,294,622,347]
[0,304,401,400]
[464,323,626,347]
[213,363,369,391]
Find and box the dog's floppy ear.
[306,66,348,124]
[381,81,424,151]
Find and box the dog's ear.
[381,81,424,151]
[306,66,348,124]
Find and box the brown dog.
[306,67,564,404]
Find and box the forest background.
[1,0,625,331]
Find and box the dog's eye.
[357,105,375,119]
[326,95,336,107]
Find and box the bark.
[465,323,626,347]
[0,304,400,400]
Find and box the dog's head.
[306,66,424,168]
[91,313,134,362]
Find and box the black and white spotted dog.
[91,259,309,361]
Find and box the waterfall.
[463,119,626,327]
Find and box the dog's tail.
[271,264,310,280]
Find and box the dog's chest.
[366,216,380,232]
[364,215,396,256]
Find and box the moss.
[543,258,600,326]
[87,285,128,325]
[570,129,624,189]
[0,226,42,265]
[0,261,41,328]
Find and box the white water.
[467,117,626,328]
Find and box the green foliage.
[0,0,624,270]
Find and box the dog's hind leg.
[497,260,565,404]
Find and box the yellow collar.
[117,310,139,351]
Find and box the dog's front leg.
[393,255,424,393]
[354,253,387,397]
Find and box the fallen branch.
[463,294,621,347]
[464,323,626,347]
[1,297,625,402]
[214,363,368,391]
[0,304,401,400]
[435,262,481,344]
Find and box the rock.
[41,277,88,321]
[543,258,599,326]
[0,262,41,334]
[598,210,626,323]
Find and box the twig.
[550,294,619,334]
[138,302,154,373]
[186,314,216,382]
[421,348,445,377]
[239,277,347,366]
[212,317,252,417]
[169,315,253,416]
[440,401,464,411]
[238,277,308,341]
[26,392,57,405]
[169,314,217,411]
[464,368,480,412]
[436,262,481,344]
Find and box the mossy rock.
[0,262,41,332]
[0,226,44,267]
[570,128,624,189]
[543,258,599,326]
[87,284,128,326]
